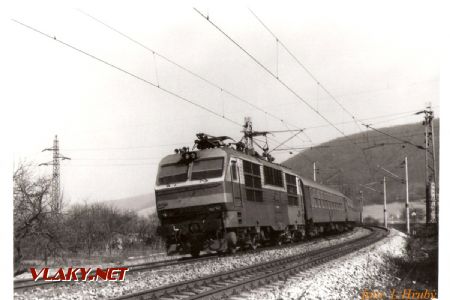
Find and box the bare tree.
[13,163,52,275]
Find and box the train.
[155,121,362,257]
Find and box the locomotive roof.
[159,148,227,165]
[159,146,351,200]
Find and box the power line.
[62,142,190,152]
[193,8,383,184]
[260,81,439,109]
[274,133,425,154]
[362,124,425,150]
[194,8,364,145]
[296,110,421,132]
[367,114,420,126]
[67,162,159,167]
[71,157,161,161]
[244,8,386,185]
[248,8,364,133]
[12,18,242,129]
[77,9,313,144]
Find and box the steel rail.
[13,227,373,291]
[13,255,214,290]
[112,226,388,300]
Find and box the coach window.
[263,166,284,187]
[243,160,263,202]
[191,158,224,180]
[286,174,298,206]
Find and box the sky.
[3,0,442,204]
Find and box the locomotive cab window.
[159,163,189,184]
[230,160,238,181]
[191,158,224,180]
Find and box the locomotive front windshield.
[191,158,224,180]
[159,164,189,184]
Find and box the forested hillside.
[283,120,439,205]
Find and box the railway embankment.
[14,227,370,299]
[241,228,413,300]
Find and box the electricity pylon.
[39,135,70,213]
[416,106,438,225]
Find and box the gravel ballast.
[238,228,408,300]
[14,227,372,299]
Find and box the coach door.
[298,179,305,224]
[230,159,242,207]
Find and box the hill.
[98,193,156,217]
[282,120,439,206]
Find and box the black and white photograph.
[2,1,447,299]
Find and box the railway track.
[13,255,214,290]
[112,226,388,300]
[13,227,373,292]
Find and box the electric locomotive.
[155,120,361,257]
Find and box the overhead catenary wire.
[62,142,192,152]
[273,132,426,153]
[61,109,424,153]
[248,8,364,133]
[70,157,161,161]
[12,18,243,129]
[193,8,382,182]
[245,8,385,185]
[362,123,425,150]
[296,109,427,132]
[194,8,361,145]
[260,81,439,109]
[194,8,435,191]
[67,162,159,167]
[77,9,313,144]
[269,129,303,153]
[249,9,436,188]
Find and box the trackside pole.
[405,156,410,234]
[383,176,387,228]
